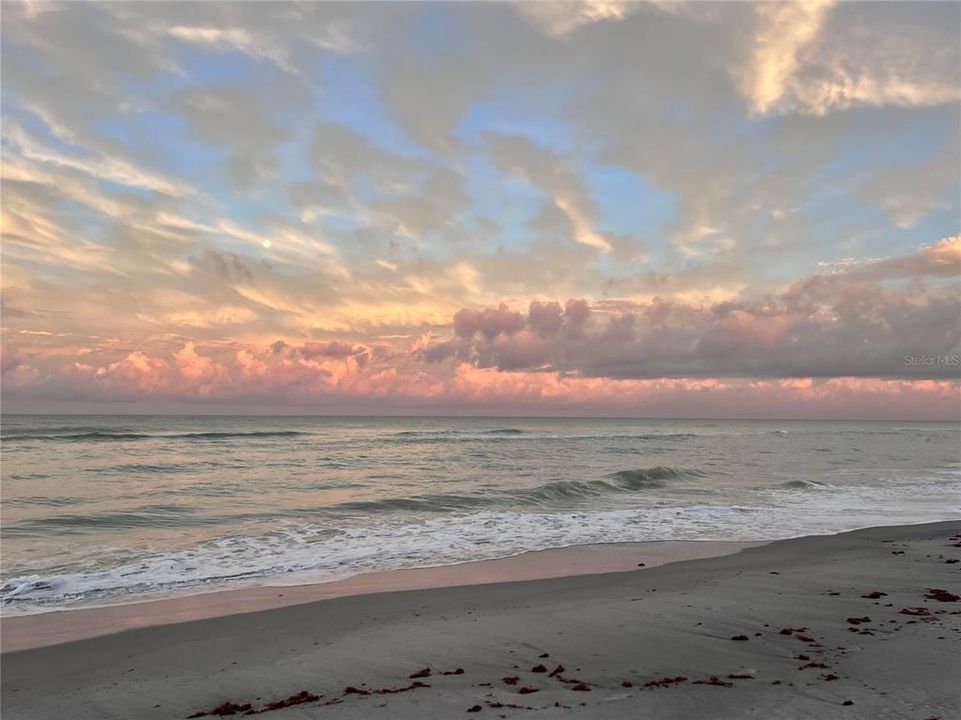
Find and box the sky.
[1,1,959,418]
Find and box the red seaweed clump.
[409,667,432,679]
[487,701,534,710]
[187,701,253,718]
[644,676,687,689]
[846,616,871,625]
[925,588,959,602]
[693,676,733,687]
[371,681,430,695]
[531,664,548,673]
[900,607,931,616]
[861,591,887,599]
[263,691,320,711]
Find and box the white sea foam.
[2,478,958,611]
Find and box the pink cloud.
[3,341,958,419]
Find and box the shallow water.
[2,415,958,610]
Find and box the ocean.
[1,415,958,612]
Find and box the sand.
[2,521,959,719]
[0,540,758,652]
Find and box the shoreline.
[1,539,760,652]
[2,520,959,719]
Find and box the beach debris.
[343,686,369,696]
[945,559,959,564]
[518,686,540,694]
[899,607,931,616]
[637,563,646,567]
[891,551,905,555]
[531,664,548,673]
[799,662,830,670]
[569,683,592,692]
[925,588,959,602]
[186,689,329,718]
[261,691,321,711]
[443,668,465,675]
[730,634,749,641]
[502,676,520,685]
[861,591,887,599]
[409,667,432,678]
[620,680,633,687]
[795,633,816,643]
[693,676,733,687]
[727,672,756,679]
[779,627,806,635]
[467,705,482,713]
[644,676,687,688]
[361,681,431,696]
[548,665,565,678]
[846,616,871,625]
[820,673,839,682]
[795,654,810,661]
[187,701,253,718]
[487,701,534,710]
[538,652,550,658]
[843,700,854,706]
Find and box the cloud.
[169,84,290,187]
[485,132,617,252]
[514,1,638,38]
[422,250,961,380]
[167,26,298,74]
[738,1,961,116]
[739,0,836,115]
[3,340,958,419]
[1,2,958,417]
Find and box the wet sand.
[0,540,757,652]
[2,522,959,719]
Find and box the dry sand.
[2,521,959,719]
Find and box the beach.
[3,521,959,719]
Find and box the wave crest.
[780,479,830,490]
[333,466,702,513]
[3,430,313,442]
